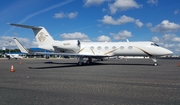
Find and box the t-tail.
[9,23,55,51]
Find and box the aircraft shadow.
[28,61,153,69]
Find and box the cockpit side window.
[151,43,159,47]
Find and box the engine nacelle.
[52,40,81,53]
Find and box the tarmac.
[0,58,180,105]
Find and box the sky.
[0,0,180,54]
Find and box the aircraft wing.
[35,52,109,58]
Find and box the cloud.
[100,15,135,25]
[102,8,107,12]
[172,37,180,42]
[175,48,180,52]
[153,34,180,43]
[152,36,159,42]
[150,20,180,33]
[147,0,158,5]
[177,44,180,48]
[0,36,38,49]
[0,36,16,48]
[152,34,180,53]
[135,19,143,28]
[146,22,153,27]
[174,9,179,15]
[83,0,105,7]
[164,44,175,48]
[100,15,143,28]
[110,30,132,40]
[97,35,111,42]
[54,11,65,18]
[68,12,78,18]
[60,32,91,42]
[162,34,176,41]
[54,11,78,19]
[109,0,142,14]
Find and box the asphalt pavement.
[0,58,180,105]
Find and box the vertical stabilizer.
[9,23,55,51]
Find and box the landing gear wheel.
[86,60,90,65]
[78,62,83,66]
[86,59,93,65]
[153,62,158,66]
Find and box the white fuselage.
[51,41,172,57]
[80,42,172,56]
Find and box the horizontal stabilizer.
[8,23,42,29]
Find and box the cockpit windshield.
[151,43,159,47]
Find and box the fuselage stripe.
[133,46,152,56]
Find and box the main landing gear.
[77,57,92,66]
[151,57,158,66]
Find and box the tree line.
[0,49,21,54]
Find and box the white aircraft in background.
[9,23,173,66]
[5,53,24,59]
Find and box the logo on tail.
[38,32,46,42]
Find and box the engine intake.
[52,40,81,53]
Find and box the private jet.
[9,23,173,66]
[5,53,24,59]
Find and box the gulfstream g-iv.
[9,23,173,66]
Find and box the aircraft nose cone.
[159,47,173,56]
[166,49,173,55]
[169,50,173,54]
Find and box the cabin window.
[105,46,108,50]
[120,46,124,50]
[90,46,94,50]
[97,46,101,50]
[128,46,132,50]
[112,46,116,49]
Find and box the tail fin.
[9,23,55,51]
[13,38,29,53]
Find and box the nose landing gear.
[151,57,158,66]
